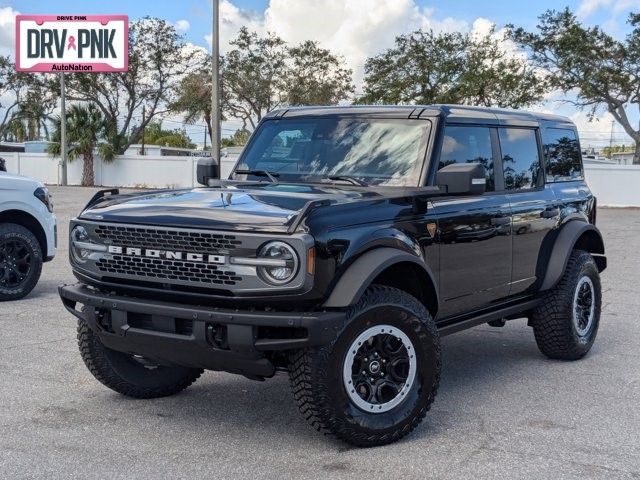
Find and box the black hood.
[79,182,374,232]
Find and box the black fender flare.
[540,221,605,291]
[322,247,439,309]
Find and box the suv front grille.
[96,255,243,285]
[94,225,242,251]
[93,224,244,286]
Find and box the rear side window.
[498,128,542,190]
[439,126,494,191]
[544,128,583,182]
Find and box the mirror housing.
[437,163,486,195]
[196,158,219,185]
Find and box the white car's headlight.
[256,241,299,285]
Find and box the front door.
[433,125,512,318]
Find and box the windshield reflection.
[235,117,431,186]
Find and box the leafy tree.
[48,104,117,186]
[170,70,214,141]
[358,29,546,108]
[144,121,195,149]
[222,28,288,131]
[61,18,207,153]
[221,129,251,147]
[0,56,22,139]
[171,28,354,136]
[0,56,57,141]
[9,82,57,141]
[509,9,640,164]
[286,41,354,105]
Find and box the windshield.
[233,117,431,186]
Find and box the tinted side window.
[544,128,583,182]
[499,128,541,190]
[440,126,494,191]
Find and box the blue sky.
[4,0,633,52]
[3,0,640,146]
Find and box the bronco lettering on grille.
[107,245,226,264]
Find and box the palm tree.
[48,104,117,186]
[16,86,55,141]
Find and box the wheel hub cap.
[368,360,381,374]
[343,324,417,414]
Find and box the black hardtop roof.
[264,104,573,127]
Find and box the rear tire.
[77,320,203,399]
[531,250,601,360]
[288,286,440,447]
[0,223,43,301]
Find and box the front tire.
[0,223,43,301]
[288,286,440,447]
[77,320,203,399]
[531,250,602,360]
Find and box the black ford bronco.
[59,105,606,447]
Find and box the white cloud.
[578,0,640,17]
[174,19,190,33]
[205,0,264,54]
[0,6,19,57]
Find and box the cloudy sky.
[2,0,640,147]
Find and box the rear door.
[497,126,558,295]
[433,125,512,318]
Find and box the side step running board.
[437,298,542,337]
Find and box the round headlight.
[257,241,299,285]
[70,225,91,263]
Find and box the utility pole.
[203,125,207,150]
[141,105,146,156]
[211,0,220,166]
[60,73,68,186]
[609,120,615,158]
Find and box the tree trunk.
[82,152,95,187]
[634,140,640,165]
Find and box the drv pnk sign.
[16,15,128,72]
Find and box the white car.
[0,171,56,300]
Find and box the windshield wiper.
[234,169,280,183]
[328,175,368,186]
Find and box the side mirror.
[437,163,486,195]
[196,158,219,185]
[0,157,6,172]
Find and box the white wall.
[584,164,640,207]
[1,152,239,188]
[2,152,639,207]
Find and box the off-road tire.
[0,223,43,301]
[531,249,601,360]
[288,285,440,447]
[77,320,203,399]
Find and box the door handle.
[491,216,511,226]
[541,208,560,219]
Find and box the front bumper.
[59,283,345,378]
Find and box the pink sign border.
[15,15,129,72]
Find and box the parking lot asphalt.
[1,186,639,480]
